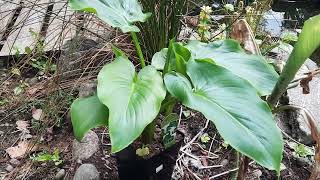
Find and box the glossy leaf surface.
[69,0,151,32]
[71,96,109,141]
[185,39,279,95]
[164,59,283,172]
[97,57,166,152]
[151,48,167,70]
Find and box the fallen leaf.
[27,85,43,95]
[32,109,43,120]
[201,157,209,166]
[16,121,30,133]
[300,74,313,94]
[5,141,37,159]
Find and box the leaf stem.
[131,32,146,68]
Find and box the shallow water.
[263,3,320,65]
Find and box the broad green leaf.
[97,57,166,152]
[164,59,283,172]
[69,0,151,33]
[164,40,191,76]
[151,48,167,70]
[185,39,279,96]
[268,15,320,106]
[71,96,109,140]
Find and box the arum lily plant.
[65,0,320,175]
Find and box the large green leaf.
[97,57,166,152]
[164,59,283,172]
[185,39,279,96]
[164,41,191,76]
[268,15,320,106]
[151,48,167,70]
[69,0,151,33]
[71,96,109,140]
[151,41,191,76]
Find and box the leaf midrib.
[192,89,272,161]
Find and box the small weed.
[200,133,211,144]
[0,98,9,106]
[13,81,29,95]
[30,149,63,166]
[288,142,314,158]
[136,145,150,157]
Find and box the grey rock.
[287,60,320,145]
[220,159,228,166]
[73,130,99,161]
[252,169,262,178]
[0,130,4,135]
[73,164,99,180]
[5,164,14,172]
[54,169,66,180]
[26,77,38,85]
[271,43,320,145]
[9,159,20,166]
[76,159,82,164]
[78,80,97,98]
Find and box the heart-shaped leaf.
[164,41,191,76]
[97,57,166,152]
[71,96,109,140]
[151,48,167,70]
[69,0,151,33]
[164,59,283,172]
[185,39,279,95]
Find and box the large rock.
[72,130,99,160]
[287,60,320,144]
[73,164,100,180]
[272,43,320,144]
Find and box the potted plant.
[68,0,289,179]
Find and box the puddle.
[263,2,320,65]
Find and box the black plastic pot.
[116,134,184,180]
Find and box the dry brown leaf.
[32,108,43,120]
[5,141,37,159]
[16,121,30,133]
[300,74,313,94]
[27,84,44,95]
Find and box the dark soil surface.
[0,98,314,180]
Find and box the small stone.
[9,159,21,166]
[6,164,14,172]
[221,159,228,166]
[21,134,33,140]
[77,159,82,164]
[73,164,99,180]
[0,130,4,135]
[77,81,97,98]
[54,169,66,180]
[72,130,99,160]
[27,77,38,85]
[252,169,262,178]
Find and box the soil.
[0,95,315,180]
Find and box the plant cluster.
[68,0,320,177]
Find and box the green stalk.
[142,120,156,144]
[131,32,146,68]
